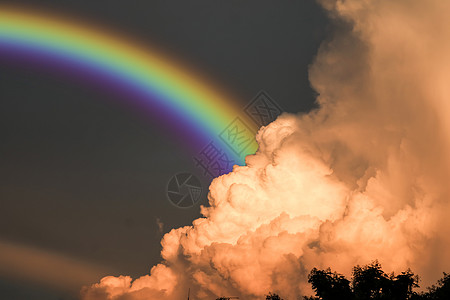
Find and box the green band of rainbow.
[0,6,258,171]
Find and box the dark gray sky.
[0,1,328,299]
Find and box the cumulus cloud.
[82,0,450,299]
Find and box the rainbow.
[0,6,258,172]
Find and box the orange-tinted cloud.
[82,0,450,299]
[0,239,112,291]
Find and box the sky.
[80,0,450,299]
[0,1,327,299]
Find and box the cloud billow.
[82,0,450,299]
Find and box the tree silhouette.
[266,292,284,300]
[305,261,419,300]
[413,272,450,300]
[264,264,448,300]
[389,270,419,299]
[352,261,418,300]
[307,267,352,300]
[352,261,386,299]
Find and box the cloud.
[155,218,164,236]
[0,239,111,292]
[82,0,450,299]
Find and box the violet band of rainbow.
[0,7,259,169]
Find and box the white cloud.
[82,0,450,298]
